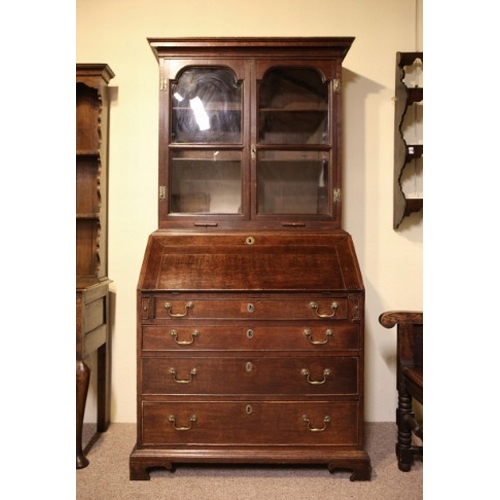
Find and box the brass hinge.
[333,79,341,93]
[159,186,166,199]
[333,188,341,202]
[160,78,168,91]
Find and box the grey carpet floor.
[77,422,422,499]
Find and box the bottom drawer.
[141,400,360,447]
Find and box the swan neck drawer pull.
[302,415,331,432]
[301,368,332,385]
[303,328,333,345]
[169,367,197,384]
[168,415,197,431]
[309,301,338,318]
[170,329,199,345]
[164,301,194,318]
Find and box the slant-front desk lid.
[138,230,363,292]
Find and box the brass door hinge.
[159,186,166,199]
[160,78,168,91]
[333,188,341,202]
[333,79,340,93]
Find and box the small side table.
[76,280,112,469]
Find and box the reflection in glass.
[257,151,329,214]
[170,150,242,214]
[258,68,329,145]
[172,68,242,143]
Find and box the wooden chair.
[379,311,423,471]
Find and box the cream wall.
[77,0,423,423]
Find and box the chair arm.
[379,311,423,329]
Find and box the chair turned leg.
[396,390,415,472]
[76,359,91,469]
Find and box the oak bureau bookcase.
[129,38,371,481]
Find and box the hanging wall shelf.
[393,52,423,229]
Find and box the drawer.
[152,295,349,321]
[142,323,360,352]
[141,400,360,446]
[83,294,106,334]
[142,356,358,396]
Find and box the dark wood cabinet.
[76,64,114,469]
[130,38,371,480]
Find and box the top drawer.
[147,295,352,321]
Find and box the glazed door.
[253,60,341,224]
[159,59,250,225]
[158,57,342,228]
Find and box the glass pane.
[170,150,242,214]
[257,151,329,214]
[171,68,242,143]
[258,68,329,144]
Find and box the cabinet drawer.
[82,294,106,334]
[142,400,360,446]
[153,296,349,321]
[142,356,358,395]
[142,323,360,351]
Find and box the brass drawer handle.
[164,301,194,318]
[302,415,331,432]
[309,301,338,318]
[301,368,332,385]
[170,329,199,345]
[169,367,197,384]
[303,328,333,345]
[168,414,197,431]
